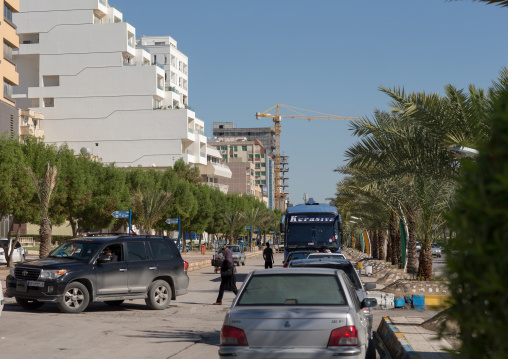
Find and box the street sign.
[269,231,275,234]
[244,226,252,230]
[166,218,179,225]
[112,211,130,219]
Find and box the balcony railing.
[157,84,164,91]
[185,104,194,111]
[200,152,205,158]
[154,62,164,70]
[99,0,107,5]
[188,128,194,134]
[165,86,180,94]
[128,41,135,48]
[186,149,194,155]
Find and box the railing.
[185,104,194,111]
[154,62,164,70]
[186,149,194,155]
[165,86,180,94]
[196,129,205,136]
[99,0,107,6]
[188,128,194,134]
[157,84,164,91]
[200,152,206,157]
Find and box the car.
[282,250,317,268]
[416,241,422,252]
[218,268,377,359]
[227,245,246,266]
[0,280,4,317]
[431,243,442,257]
[307,252,347,260]
[0,238,27,264]
[289,258,376,337]
[5,235,189,313]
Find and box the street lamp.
[351,216,371,257]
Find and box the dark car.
[282,250,317,268]
[5,235,189,313]
[289,258,376,337]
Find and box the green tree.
[222,211,246,244]
[132,188,172,233]
[446,88,508,358]
[0,137,36,266]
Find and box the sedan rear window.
[237,274,346,306]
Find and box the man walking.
[263,242,274,269]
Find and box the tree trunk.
[371,231,378,259]
[39,217,52,258]
[417,240,433,280]
[386,228,392,263]
[389,212,400,266]
[406,211,418,274]
[379,229,386,261]
[70,218,78,238]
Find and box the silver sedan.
[218,268,377,359]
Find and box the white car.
[307,253,347,260]
[0,238,27,264]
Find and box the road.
[0,252,442,359]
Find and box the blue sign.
[112,211,130,219]
[166,218,179,225]
[244,226,252,230]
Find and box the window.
[221,146,227,151]
[234,154,238,158]
[248,154,253,158]
[255,163,260,168]
[261,172,266,176]
[3,81,13,99]
[261,163,266,167]
[255,154,260,159]
[255,180,260,185]
[222,155,227,160]
[255,171,260,176]
[4,3,13,23]
[242,146,247,151]
[261,154,265,158]
[149,240,173,260]
[127,241,149,261]
[216,146,220,150]
[3,41,13,62]
[237,274,346,306]
[261,180,266,184]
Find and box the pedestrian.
[213,244,238,305]
[263,242,274,269]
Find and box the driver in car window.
[103,247,118,262]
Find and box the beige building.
[1,0,19,107]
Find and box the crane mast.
[256,104,359,211]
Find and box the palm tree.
[132,188,172,234]
[27,163,58,259]
[222,211,246,244]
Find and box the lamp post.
[351,216,371,257]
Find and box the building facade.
[198,145,232,194]
[12,0,206,169]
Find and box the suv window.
[127,241,152,261]
[150,240,173,260]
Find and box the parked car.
[431,243,442,257]
[0,280,4,317]
[5,235,189,313]
[289,258,376,337]
[219,268,377,359]
[282,250,317,268]
[307,252,347,260]
[0,238,27,264]
[227,245,246,266]
[416,241,422,252]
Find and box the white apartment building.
[12,0,206,168]
[198,145,232,194]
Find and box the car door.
[126,241,158,294]
[95,243,129,295]
[342,273,369,345]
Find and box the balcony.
[19,126,31,136]
[207,182,229,194]
[207,162,232,179]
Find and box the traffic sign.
[111,211,130,219]
[244,226,252,230]
[166,218,179,225]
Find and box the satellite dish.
[80,147,92,155]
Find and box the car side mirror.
[363,282,376,291]
[97,254,111,263]
[361,298,377,308]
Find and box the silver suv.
[227,245,246,266]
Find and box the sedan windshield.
[237,274,346,306]
[49,241,102,261]
[228,246,241,252]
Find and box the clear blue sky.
[119,0,508,205]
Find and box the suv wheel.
[242,261,245,266]
[15,297,44,310]
[105,300,124,306]
[57,282,89,313]
[145,280,171,310]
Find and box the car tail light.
[328,326,359,346]
[183,260,189,272]
[220,325,248,346]
[283,262,288,268]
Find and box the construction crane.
[256,103,360,211]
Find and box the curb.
[377,316,420,359]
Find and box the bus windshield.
[286,214,338,249]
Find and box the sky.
[119,0,508,205]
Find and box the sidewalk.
[343,248,455,359]
[376,316,454,359]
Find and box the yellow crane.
[256,103,360,210]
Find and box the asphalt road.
[0,252,443,359]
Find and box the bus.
[281,199,342,261]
